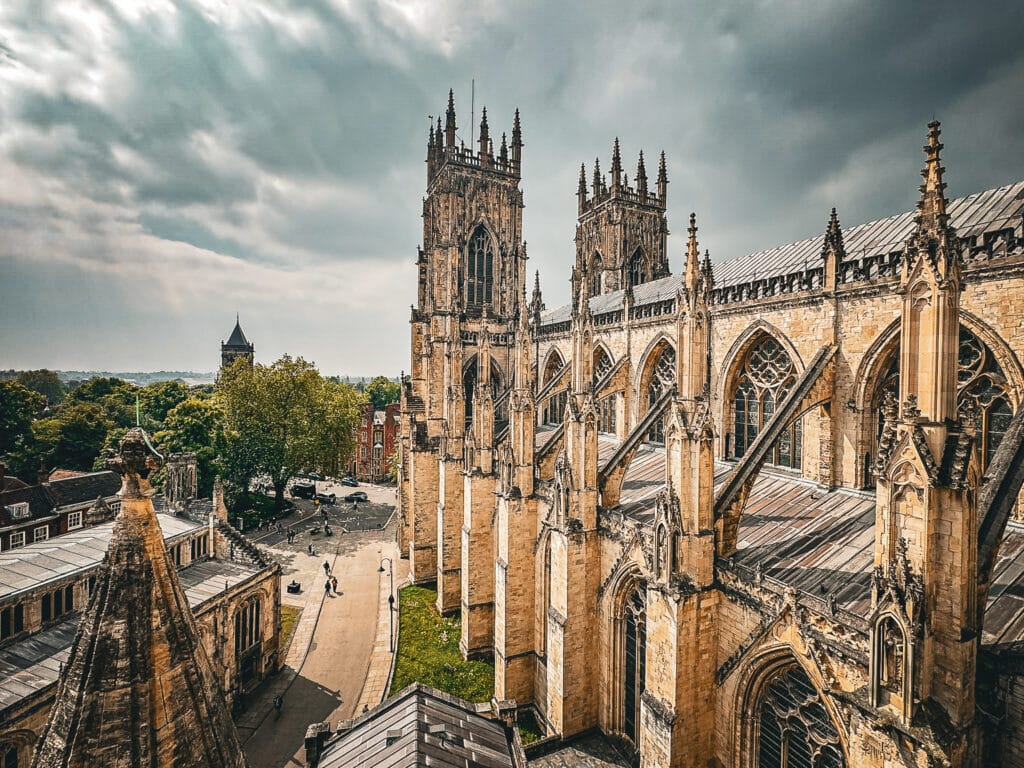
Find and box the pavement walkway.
[241,509,399,768]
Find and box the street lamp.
[378,558,395,653]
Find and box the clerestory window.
[465,226,495,309]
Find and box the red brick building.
[350,402,399,483]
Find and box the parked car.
[315,492,336,504]
[290,482,316,499]
[341,477,359,487]
[343,491,369,503]
[308,472,323,481]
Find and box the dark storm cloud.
[1,0,1023,373]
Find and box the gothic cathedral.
[398,91,1024,768]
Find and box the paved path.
[242,488,398,768]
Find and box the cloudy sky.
[1,1,1022,375]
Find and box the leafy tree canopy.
[0,381,45,454]
[365,375,400,410]
[154,396,223,497]
[16,369,65,405]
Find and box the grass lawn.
[279,605,302,657]
[389,585,494,703]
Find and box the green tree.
[140,380,190,423]
[365,375,400,410]
[0,381,45,454]
[154,396,223,497]
[218,355,365,509]
[16,369,65,405]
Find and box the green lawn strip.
[390,585,494,702]
[279,604,302,657]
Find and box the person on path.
[324,579,331,596]
[323,560,331,576]
[331,576,338,594]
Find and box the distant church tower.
[220,314,254,370]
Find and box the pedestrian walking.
[307,543,313,555]
[331,576,338,594]
[323,560,331,576]
[324,579,331,596]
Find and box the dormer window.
[7,502,29,520]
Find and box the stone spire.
[822,207,845,289]
[478,106,490,158]
[610,137,622,190]
[684,212,700,289]
[32,428,249,768]
[591,157,602,198]
[530,270,544,326]
[445,88,457,148]
[499,132,508,166]
[511,108,522,170]
[636,150,648,197]
[657,150,668,200]
[577,162,588,213]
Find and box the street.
[239,481,399,768]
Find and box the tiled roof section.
[44,471,120,508]
[0,484,54,526]
[600,442,1024,647]
[713,180,1024,288]
[0,555,264,717]
[224,319,250,348]
[0,513,203,601]
[1,476,29,491]
[527,732,632,767]
[47,469,87,481]
[538,181,1024,328]
[322,683,515,768]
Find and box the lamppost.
[378,557,395,653]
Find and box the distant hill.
[56,370,216,385]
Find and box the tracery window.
[732,337,801,468]
[870,326,1014,481]
[463,356,503,425]
[646,344,676,442]
[234,598,261,657]
[757,665,844,768]
[591,254,603,295]
[465,225,494,309]
[594,347,616,434]
[621,586,646,745]
[542,354,567,426]
[629,249,647,288]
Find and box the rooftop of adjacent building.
[535,426,1024,650]
[0,510,267,717]
[0,470,121,531]
[539,179,1024,328]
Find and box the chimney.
[38,463,49,485]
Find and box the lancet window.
[590,254,603,295]
[463,356,503,424]
[756,665,844,768]
[731,336,801,469]
[621,585,647,745]
[629,249,648,287]
[594,347,616,434]
[542,353,568,426]
[646,344,676,442]
[234,598,261,657]
[465,225,494,309]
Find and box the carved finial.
[684,212,700,288]
[591,157,602,197]
[478,106,490,157]
[445,88,457,148]
[823,207,845,259]
[610,137,622,189]
[657,150,668,200]
[106,428,163,499]
[499,132,508,165]
[636,150,648,196]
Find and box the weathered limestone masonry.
[400,100,1024,768]
[31,429,249,768]
[397,90,526,631]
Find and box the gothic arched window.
[645,344,676,442]
[542,353,567,426]
[465,226,494,309]
[870,326,1015,479]
[594,347,616,434]
[591,253,603,295]
[629,249,647,288]
[463,356,503,425]
[730,336,801,469]
[621,585,646,745]
[756,665,844,768]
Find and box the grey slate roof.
[321,683,516,768]
[539,180,1024,327]
[224,319,251,348]
[0,471,120,528]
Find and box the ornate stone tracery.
[730,335,802,468]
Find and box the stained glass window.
[646,345,676,442]
[731,337,801,468]
[757,665,844,768]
